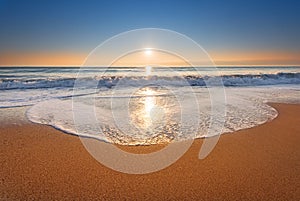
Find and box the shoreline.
[0,103,300,200]
[0,102,283,146]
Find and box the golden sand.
[0,103,299,200]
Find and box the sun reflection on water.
[144,88,155,115]
[125,86,182,144]
[129,87,167,132]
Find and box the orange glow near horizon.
[0,50,299,66]
[209,50,300,66]
[0,52,86,66]
[110,50,191,67]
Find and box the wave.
[1,72,300,90]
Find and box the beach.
[0,103,299,200]
[1,0,300,200]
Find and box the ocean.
[1,66,300,145]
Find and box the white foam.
[1,72,300,91]
[26,86,300,145]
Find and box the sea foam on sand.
[26,86,300,145]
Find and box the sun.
[144,49,152,56]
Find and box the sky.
[0,0,299,66]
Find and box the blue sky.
[0,0,299,65]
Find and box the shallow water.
[26,86,300,145]
[1,67,300,145]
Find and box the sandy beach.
[0,103,299,200]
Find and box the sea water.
[0,66,300,145]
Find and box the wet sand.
[0,103,299,200]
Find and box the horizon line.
[1,64,300,68]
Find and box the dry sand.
[0,103,299,200]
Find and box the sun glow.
[144,49,152,56]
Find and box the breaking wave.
[1,72,300,90]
